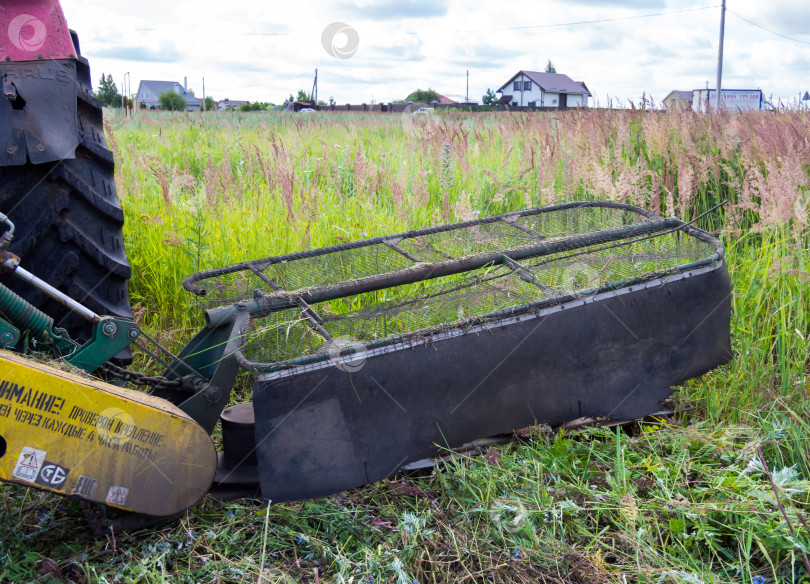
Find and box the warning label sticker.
[12,446,46,482]
[73,475,98,498]
[35,461,70,490]
[106,485,129,506]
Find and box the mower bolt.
[102,321,118,337]
[204,385,223,404]
[0,332,15,347]
[127,327,140,340]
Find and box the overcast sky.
[58,0,810,107]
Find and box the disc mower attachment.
[185,201,733,503]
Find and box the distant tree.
[545,60,557,73]
[159,90,187,111]
[96,73,122,107]
[240,102,270,111]
[407,88,440,103]
[482,88,498,106]
[293,89,309,103]
[204,96,215,111]
[329,96,336,106]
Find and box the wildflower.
[239,161,245,166]
[361,232,368,237]
[473,210,481,216]
[296,535,304,545]
[513,548,521,559]
[185,529,195,540]
[752,576,768,584]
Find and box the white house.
[496,71,590,108]
[216,99,249,110]
[136,79,201,111]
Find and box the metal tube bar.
[382,239,422,263]
[0,211,14,250]
[251,219,676,316]
[13,266,100,322]
[499,217,546,239]
[500,254,554,292]
[248,266,333,340]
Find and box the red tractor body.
[1,0,77,62]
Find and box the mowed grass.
[0,108,808,583]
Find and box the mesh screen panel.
[186,202,721,369]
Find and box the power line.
[727,10,810,46]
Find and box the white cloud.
[56,0,810,105]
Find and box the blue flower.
[752,576,768,584]
[513,548,520,559]
[186,530,195,540]
[296,535,304,545]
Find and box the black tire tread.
[0,34,131,341]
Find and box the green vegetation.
[158,90,187,111]
[239,102,273,111]
[95,73,123,108]
[406,88,441,103]
[1,108,808,582]
[482,88,499,105]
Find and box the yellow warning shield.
[0,351,217,516]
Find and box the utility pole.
[715,0,726,109]
[202,77,206,112]
[122,71,129,113]
[310,69,318,105]
[466,70,469,102]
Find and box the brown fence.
[312,101,578,113]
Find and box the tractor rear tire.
[0,33,132,343]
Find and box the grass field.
[1,108,809,583]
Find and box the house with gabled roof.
[136,79,201,111]
[662,90,692,112]
[496,71,590,108]
[216,99,250,110]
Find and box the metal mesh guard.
[183,202,722,369]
